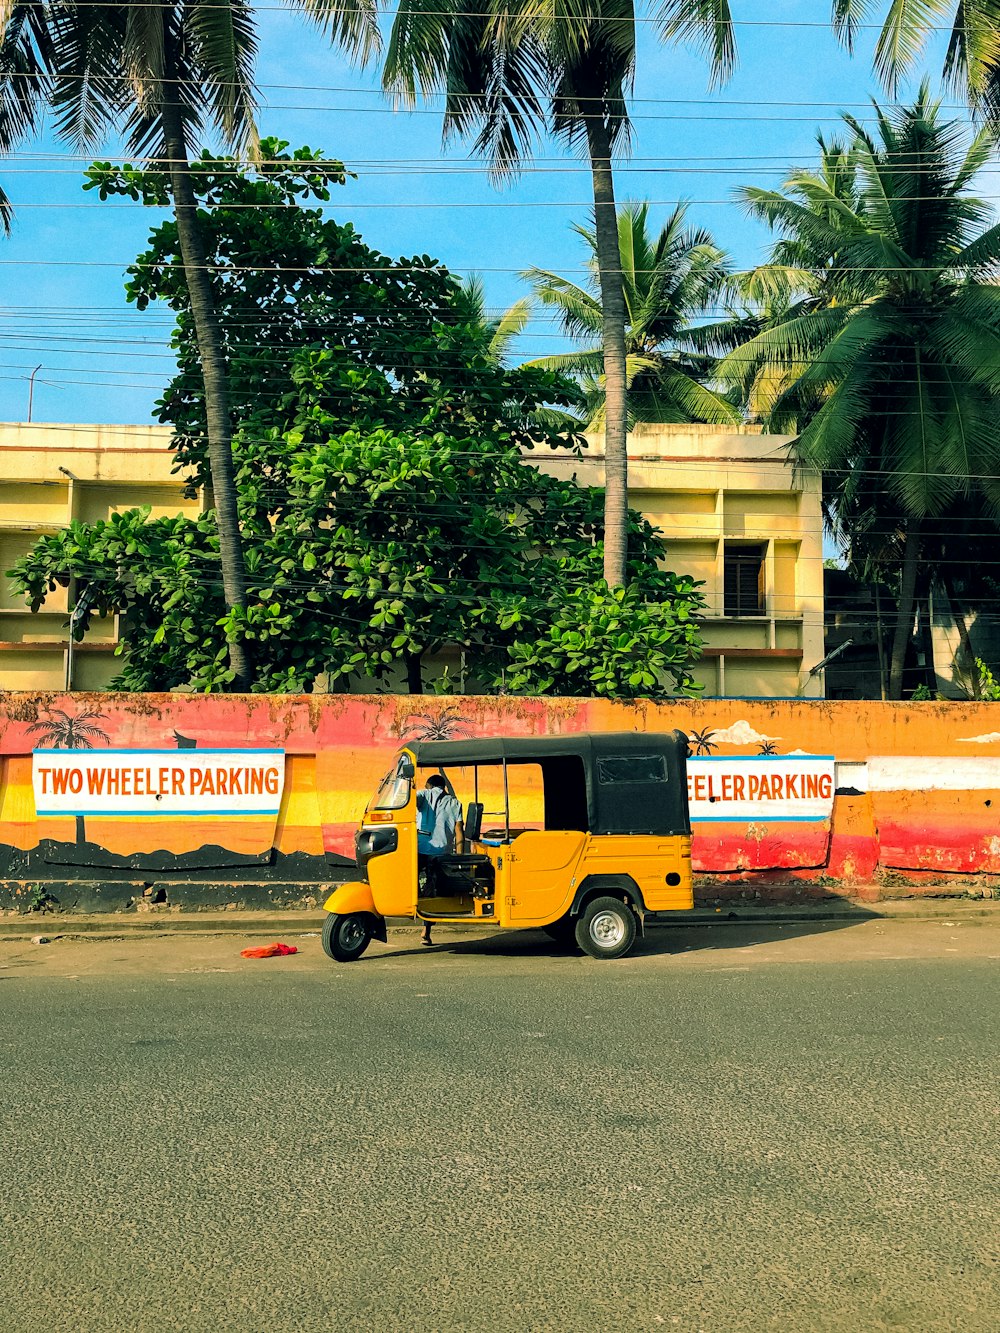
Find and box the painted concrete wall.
[3,692,1000,913]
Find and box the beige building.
[0,422,199,690]
[532,424,826,698]
[1,420,825,698]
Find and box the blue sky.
[0,1,966,425]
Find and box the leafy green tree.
[720,90,1000,698]
[524,202,740,428]
[494,577,704,698]
[11,154,705,699]
[455,277,586,430]
[0,0,378,688]
[95,143,588,495]
[384,0,738,589]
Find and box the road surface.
[2,915,998,1331]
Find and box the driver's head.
[425,775,447,791]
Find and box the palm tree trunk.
[585,115,629,588]
[889,522,921,699]
[160,79,252,691]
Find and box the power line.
[10,190,1000,206]
[1,258,997,277]
[2,152,998,173]
[8,421,1000,489]
[0,74,979,109]
[13,362,1000,399]
[0,3,986,40]
[10,557,1000,632]
[0,4,979,32]
[7,303,1000,323]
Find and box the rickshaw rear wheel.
[322,911,374,962]
[575,896,637,960]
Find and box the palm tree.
[690,135,859,423]
[27,708,110,846]
[720,90,1000,699]
[459,275,534,365]
[0,0,378,689]
[384,0,738,588]
[833,0,1000,117]
[456,275,586,428]
[0,2,48,233]
[524,201,741,428]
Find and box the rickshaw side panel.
[503,830,587,925]
[366,819,418,917]
[575,834,694,912]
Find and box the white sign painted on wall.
[32,749,285,817]
[687,756,835,823]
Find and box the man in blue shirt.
[415,774,464,946]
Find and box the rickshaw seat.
[464,801,484,841]
[433,853,495,899]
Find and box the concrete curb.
[2,897,997,939]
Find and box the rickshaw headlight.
[355,825,399,869]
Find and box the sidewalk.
[2,895,997,939]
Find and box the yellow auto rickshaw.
[321,731,692,962]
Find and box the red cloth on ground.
[240,942,299,958]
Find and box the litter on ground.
[240,942,299,959]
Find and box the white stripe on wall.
[836,757,1000,793]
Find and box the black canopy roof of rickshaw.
[404,731,690,837]
[405,731,688,768]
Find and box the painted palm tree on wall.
[402,707,476,742]
[689,728,718,755]
[27,708,110,845]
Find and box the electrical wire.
[9,421,1000,491]
[10,190,1000,206]
[2,153,998,172]
[3,255,999,277]
[0,6,980,32]
[6,473,1000,555]
[0,75,979,107]
[9,559,1000,632]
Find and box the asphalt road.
[2,917,998,1332]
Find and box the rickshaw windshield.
[372,762,412,811]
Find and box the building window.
[724,543,766,617]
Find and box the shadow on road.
[371,907,880,962]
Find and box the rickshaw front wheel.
[322,911,374,963]
[575,896,637,961]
